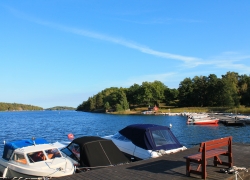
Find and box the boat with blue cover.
[0,138,75,179]
[103,124,187,160]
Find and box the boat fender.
[68,133,75,140]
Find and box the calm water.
[0,111,249,154]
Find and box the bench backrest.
[199,136,232,152]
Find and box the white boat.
[103,124,187,160]
[0,138,75,179]
[187,117,219,125]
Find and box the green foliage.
[104,102,110,110]
[178,78,193,106]
[77,71,250,113]
[0,102,43,111]
[77,87,130,112]
[45,106,76,110]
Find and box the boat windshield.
[67,143,80,159]
[152,130,178,147]
[60,143,80,162]
[45,148,62,159]
[27,151,46,163]
[112,132,130,142]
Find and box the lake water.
[0,111,249,154]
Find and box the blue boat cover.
[119,124,182,151]
[2,138,48,160]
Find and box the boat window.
[27,151,46,163]
[67,143,80,160]
[152,130,177,147]
[61,147,79,162]
[11,153,27,164]
[119,135,130,142]
[45,148,62,159]
[112,132,121,139]
[113,133,130,142]
[4,149,14,160]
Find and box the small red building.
[148,105,158,111]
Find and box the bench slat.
[186,149,228,160]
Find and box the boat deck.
[55,143,250,180]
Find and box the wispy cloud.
[144,17,203,24]
[207,52,250,73]
[5,6,201,64]
[44,23,202,63]
[5,6,250,73]
[114,16,203,25]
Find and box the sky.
[1,1,250,109]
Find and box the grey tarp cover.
[70,136,129,167]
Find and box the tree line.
[0,102,43,111]
[46,106,76,111]
[76,71,250,112]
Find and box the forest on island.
[46,106,76,111]
[0,102,43,111]
[76,72,250,112]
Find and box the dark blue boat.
[104,124,187,160]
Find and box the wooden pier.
[56,143,250,180]
[211,114,249,126]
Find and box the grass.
[111,106,250,115]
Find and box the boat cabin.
[119,124,183,151]
[2,138,62,165]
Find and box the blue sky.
[1,1,250,109]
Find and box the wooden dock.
[56,143,250,180]
[211,114,249,126]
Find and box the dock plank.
[56,143,250,180]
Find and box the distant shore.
[107,106,250,115]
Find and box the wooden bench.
[184,136,233,179]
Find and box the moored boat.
[103,124,187,160]
[187,117,219,125]
[60,136,130,172]
[0,138,75,179]
[193,118,219,125]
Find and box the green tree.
[238,74,250,106]
[139,81,165,106]
[221,72,240,107]
[126,83,141,105]
[206,74,220,106]
[192,76,208,107]
[104,102,110,111]
[178,78,193,107]
[95,93,104,109]
[164,88,178,106]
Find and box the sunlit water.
[0,111,249,154]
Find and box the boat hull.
[194,120,219,125]
[0,155,75,178]
[1,166,41,179]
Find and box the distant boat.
[193,118,219,125]
[187,117,219,125]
